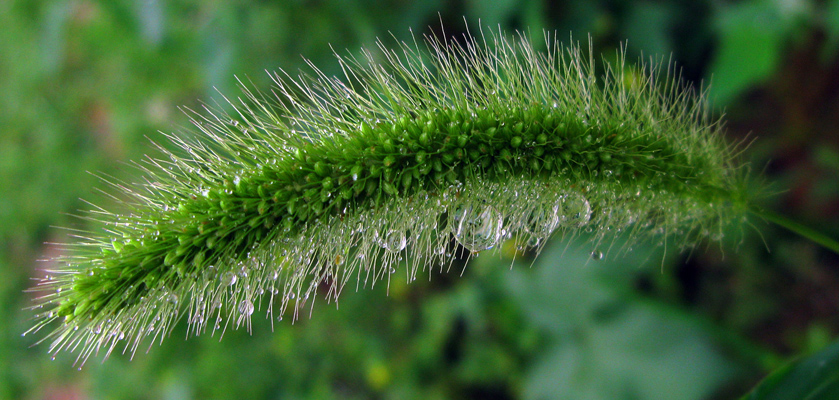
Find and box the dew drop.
[450,203,504,252]
[591,250,604,260]
[523,202,561,240]
[221,271,237,286]
[380,230,407,253]
[238,300,254,316]
[559,192,592,227]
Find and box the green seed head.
[27,24,756,365]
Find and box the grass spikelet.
[27,25,754,364]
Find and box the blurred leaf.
[465,0,520,27]
[740,339,839,400]
[507,240,738,400]
[707,1,786,105]
[621,1,676,57]
[825,0,839,60]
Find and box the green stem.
[749,205,839,255]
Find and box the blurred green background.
[3,0,839,399]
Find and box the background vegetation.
[2,0,839,399]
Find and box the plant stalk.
[749,205,839,255]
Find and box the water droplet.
[591,250,604,260]
[380,230,407,253]
[238,300,254,316]
[167,293,179,304]
[559,192,591,227]
[450,203,504,252]
[288,293,296,300]
[523,202,561,240]
[221,271,237,286]
[334,254,344,266]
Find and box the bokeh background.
[3,0,839,399]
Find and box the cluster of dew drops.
[234,178,598,322]
[46,180,607,359]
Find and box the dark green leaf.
[741,339,839,400]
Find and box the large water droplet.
[221,271,237,286]
[591,250,604,260]
[523,203,561,240]
[238,300,254,316]
[381,230,407,253]
[450,203,504,252]
[559,192,591,227]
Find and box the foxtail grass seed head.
[27,26,754,364]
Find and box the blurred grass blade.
[741,339,839,400]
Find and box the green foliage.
[4,1,839,399]
[741,339,839,400]
[507,239,738,400]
